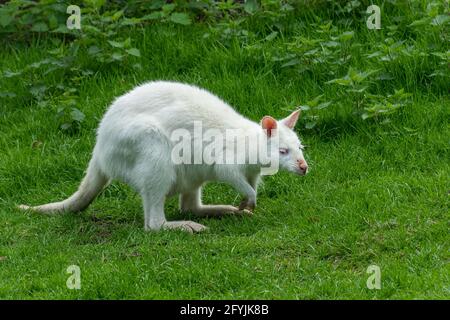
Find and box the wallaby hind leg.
[143,191,207,233]
[137,137,207,233]
[180,187,252,217]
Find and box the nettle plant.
[363,0,449,87]
[363,88,412,121]
[273,21,358,78]
[0,2,142,131]
[326,67,411,121]
[204,0,295,45]
[0,0,201,132]
[1,0,292,131]
[0,0,441,131]
[408,2,450,81]
[297,95,332,130]
[326,67,378,109]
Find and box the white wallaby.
[19,81,308,233]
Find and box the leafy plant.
[326,67,378,109]
[0,0,447,132]
[362,88,412,121]
[298,95,332,129]
[56,88,85,132]
[273,21,359,80]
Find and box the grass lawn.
[0,11,449,299]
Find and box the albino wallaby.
[19,81,308,233]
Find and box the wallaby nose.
[298,159,308,173]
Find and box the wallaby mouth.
[297,167,308,176]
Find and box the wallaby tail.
[18,160,109,214]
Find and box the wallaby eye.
[279,148,289,155]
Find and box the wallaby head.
[261,109,308,176]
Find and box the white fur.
[19,81,308,232]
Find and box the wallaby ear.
[261,116,278,137]
[281,109,301,129]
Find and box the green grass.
[0,19,449,299]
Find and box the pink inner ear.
[284,110,300,129]
[261,116,277,137]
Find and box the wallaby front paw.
[236,208,253,216]
[163,220,207,233]
[219,205,253,216]
[239,197,256,211]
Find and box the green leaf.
[170,13,191,25]
[366,51,382,59]
[409,17,431,27]
[322,41,340,47]
[265,31,278,42]
[0,9,14,27]
[150,0,165,10]
[29,84,48,97]
[244,0,259,14]
[348,86,368,93]
[51,25,71,34]
[299,105,310,111]
[348,68,361,81]
[0,92,16,98]
[377,73,394,81]
[431,15,450,26]
[85,0,106,9]
[108,40,125,48]
[28,59,51,69]
[305,121,317,129]
[162,4,177,14]
[61,123,73,131]
[48,14,58,29]
[88,46,101,56]
[307,95,323,107]
[141,12,163,20]
[31,22,49,32]
[71,108,85,122]
[121,17,142,26]
[317,101,332,110]
[123,38,132,48]
[281,58,300,68]
[361,113,370,120]
[112,10,124,21]
[339,31,354,41]
[111,52,124,61]
[126,48,141,57]
[3,70,22,78]
[326,77,352,86]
